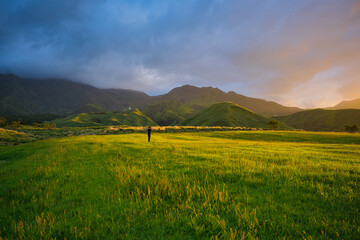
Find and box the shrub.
[9,121,21,129]
[268,120,280,130]
[344,124,359,133]
[0,117,7,127]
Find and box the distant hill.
[0,74,150,116]
[4,73,359,131]
[144,100,195,126]
[0,74,304,119]
[275,109,360,132]
[329,98,360,110]
[153,85,302,116]
[182,102,291,129]
[48,109,156,127]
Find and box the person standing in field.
[147,126,152,142]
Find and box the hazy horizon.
[1,0,359,108]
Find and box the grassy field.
[0,126,260,146]
[0,131,359,239]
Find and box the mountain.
[144,100,195,126]
[153,85,302,116]
[71,104,105,114]
[182,102,291,129]
[0,74,303,119]
[0,74,150,116]
[275,109,360,132]
[48,109,156,127]
[329,98,360,110]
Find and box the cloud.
[0,0,359,107]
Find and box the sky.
[0,0,359,108]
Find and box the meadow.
[0,126,255,145]
[0,131,359,239]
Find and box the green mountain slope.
[154,85,302,116]
[0,74,150,116]
[275,109,360,131]
[71,104,105,114]
[144,100,195,126]
[182,102,290,128]
[48,109,157,127]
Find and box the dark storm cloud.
[1,0,359,107]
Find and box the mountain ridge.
[329,98,360,110]
[0,74,303,117]
[152,84,302,116]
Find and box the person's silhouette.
[147,126,152,142]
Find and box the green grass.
[1,131,359,239]
[203,130,360,144]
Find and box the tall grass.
[0,131,359,239]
